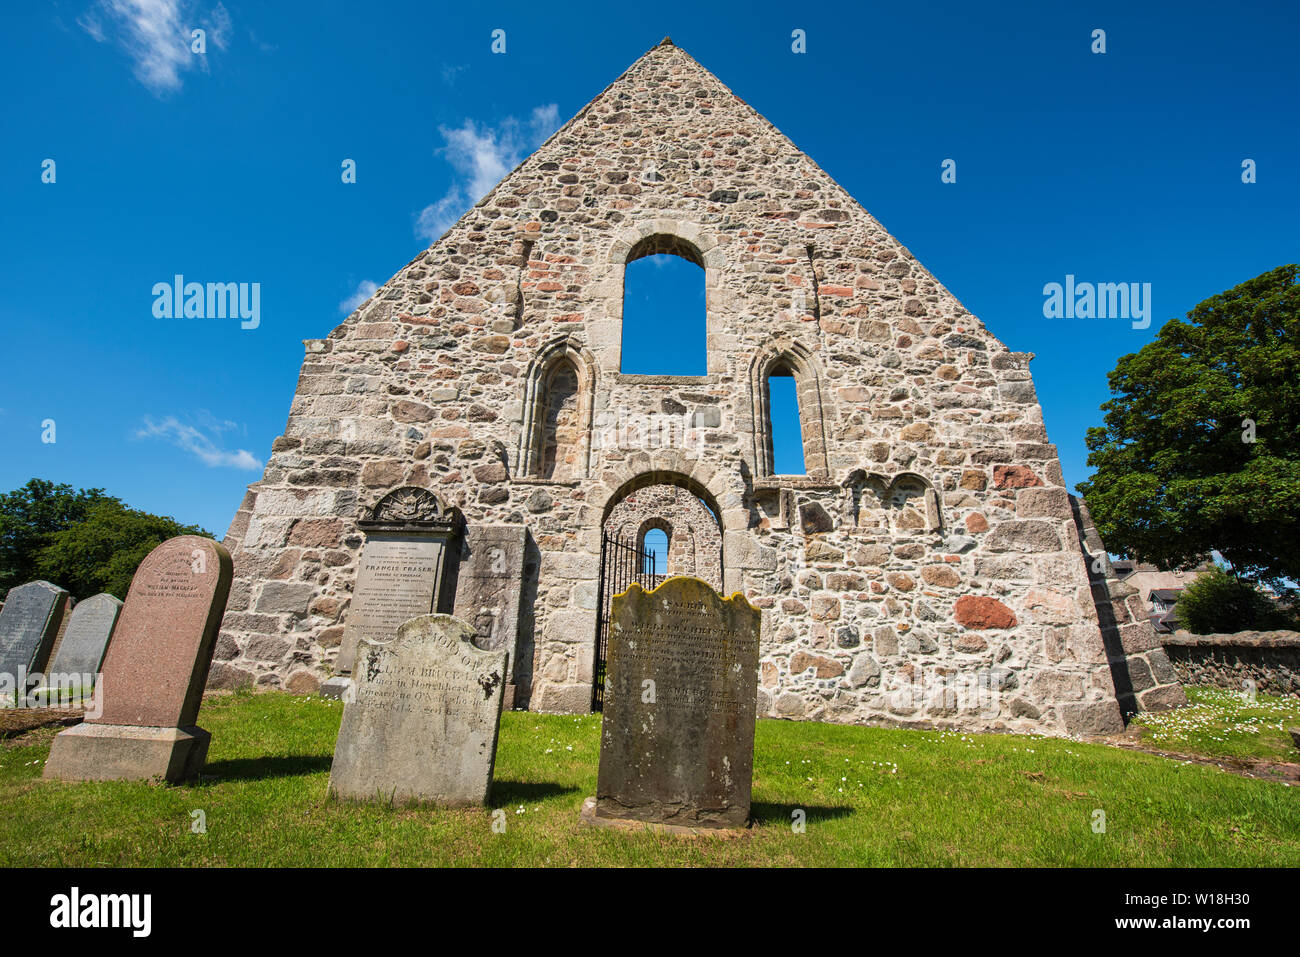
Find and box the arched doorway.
[604,483,722,589]
[592,475,724,710]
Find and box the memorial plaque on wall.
[452,525,527,706]
[328,614,507,806]
[591,576,761,830]
[335,487,464,676]
[338,535,448,674]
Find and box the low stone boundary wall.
[1160,630,1300,697]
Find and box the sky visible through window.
[643,527,668,575]
[621,254,706,375]
[768,375,806,475]
[622,253,804,472]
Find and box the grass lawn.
[1128,686,1300,764]
[0,689,1296,867]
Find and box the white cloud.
[136,414,262,470]
[340,279,378,315]
[415,104,560,243]
[208,2,230,50]
[78,0,232,96]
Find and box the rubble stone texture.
[216,39,1173,735]
[1161,630,1299,698]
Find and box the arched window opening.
[641,527,669,576]
[621,235,706,375]
[751,345,829,481]
[768,367,806,475]
[539,359,580,480]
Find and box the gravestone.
[584,576,761,832]
[322,486,464,699]
[452,525,527,709]
[0,581,70,703]
[43,594,76,667]
[328,613,507,806]
[46,593,122,681]
[43,536,233,783]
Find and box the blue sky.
[1,1,1296,537]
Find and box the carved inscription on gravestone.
[47,593,122,681]
[93,536,233,729]
[44,535,233,784]
[328,614,507,806]
[338,535,447,674]
[0,581,70,698]
[452,526,527,705]
[334,487,463,678]
[593,576,760,829]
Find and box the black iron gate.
[592,531,661,712]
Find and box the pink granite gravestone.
[44,536,233,784]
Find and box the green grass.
[1129,686,1300,764]
[0,689,1296,866]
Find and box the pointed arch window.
[538,359,580,480]
[751,345,829,480]
[767,365,807,475]
[518,339,595,480]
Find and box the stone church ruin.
[215,39,1184,735]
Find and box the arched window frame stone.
[517,337,597,480]
[594,219,726,375]
[750,341,830,481]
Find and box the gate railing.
[592,531,661,712]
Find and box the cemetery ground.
[1,688,1297,867]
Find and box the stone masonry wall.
[215,39,1132,736]
[604,483,723,589]
[1161,630,1300,698]
[1068,495,1188,716]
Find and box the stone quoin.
[213,38,1182,735]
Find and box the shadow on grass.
[490,780,581,805]
[750,802,855,825]
[202,755,334,782]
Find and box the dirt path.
[1105,733,1300,785]
[0,709,82,738]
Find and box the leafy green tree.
[0,479,110,596]
[0,480,210,601]
[1173,566,1293,634]
[36,500,210,601]
[1078,265,1300,588]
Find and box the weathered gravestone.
[0,581,70,704]
[46,593,122,683]
[452,525,528,709]
[583,576,761,832]
[43,594,76,669]
[321,486,464,699]
[44,536,233,783]
[328,613,507,806]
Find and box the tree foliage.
[0,479,210,601]
[1077,265,1300,587]
[0,480,108,597]
[1173,566,1294,635]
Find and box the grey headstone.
[592,576,760,829]
[328,614,507,806]
[47,593,122,680]
[452,525,527,705]
[0,581,70,695]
